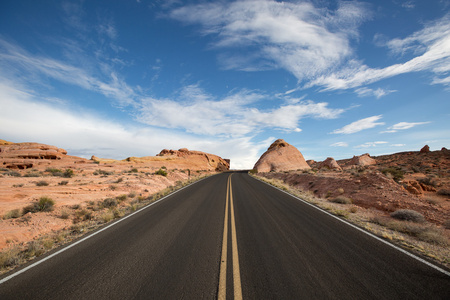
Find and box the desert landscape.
[0,139,229,273]
[252,139,450,267]
[1,138,449,273]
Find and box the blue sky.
[0,0,449,169]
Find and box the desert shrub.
[37,197,55,212]
[71,204,81,210]
[116,194,127,202]
[75,209,92,221]
[336,188,345,194]
[437,189,450,196]
[0,247,21,269]
[12,184,24,188]
[381,167,404,182]
[128,191,137,198]
[59,209,70,219]
[23,197,55,213]
[248,169,258,174]
[418,176,437,187]
[46,168,63,176]
[130,168,138,173]
[58,180,69,185]
[330,196,352,204]
[349,206,357,213]
[102,198,118,208]
[109,185,117,190]
[417,229,448,246]
[100,211,114,223]
[63,169,74,178]
[112,209,124,218]
[155,168,167,177]
[93,169,114,176]
[115,177,124,183]
[36,180,49,187]
[3,209,22,219]
[6,170,21,177]
[23,171,41,177]
[391,209,425,223]
[25,240,45,258]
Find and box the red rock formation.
[348,153,376,167]
[253,139,310,172]
[319,157,342,171]
[420,145,430,153]
[0,142,71,169]
[157,148,230,171]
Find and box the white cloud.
[0,39,136,107]
[169,0,368,81]
[310,14,450,90]
[382,121,431,133]
[391,144,406,147]
[331,115,385,134]
[355,141,388,148]
[0,81,267,169]
[138,84,344,137]
[355,87,396,99]
[330,142,349,147]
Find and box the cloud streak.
[331,115,385,134]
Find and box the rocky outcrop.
[253,139,310,172]
[157,148,230,171]
[0,142,70,169]
[319,157,342,171]
[420,145,430,153]
[348,153,376,167]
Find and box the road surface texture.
[0,172,449,299]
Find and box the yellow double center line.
[218,174,243,300]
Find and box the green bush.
[63,169,74,178]
[155,168,167,177]
[391,209,425,223]
[22,197,55,214]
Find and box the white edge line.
[252,175,450,277]
[0,175,213,285]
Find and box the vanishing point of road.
[0,172,449,299]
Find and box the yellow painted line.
[218,174,243,299]
[229,175,243,300]
[218,176,230,300]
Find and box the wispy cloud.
[382,121,431,133]
[0,38,136,107]
[138,84,344,137]
[331,115,385,134]
[355,87,396,99]
[355,141,388,148]
[169,0,368,81]
[310,14,450,90]
[330,142,349,147]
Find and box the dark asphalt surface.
[0,172,449,299]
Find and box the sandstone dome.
[253,139,310,172]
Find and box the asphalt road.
[0,172,449,299]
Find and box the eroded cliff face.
[157,148,230,171]
[0,142,87,169]
[253,139,310,172]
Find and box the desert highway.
[0,172,449,299]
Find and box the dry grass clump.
[330,196,352,204]
[3,209,22,220]
[35,180,49,187]
[390,209,425,223]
